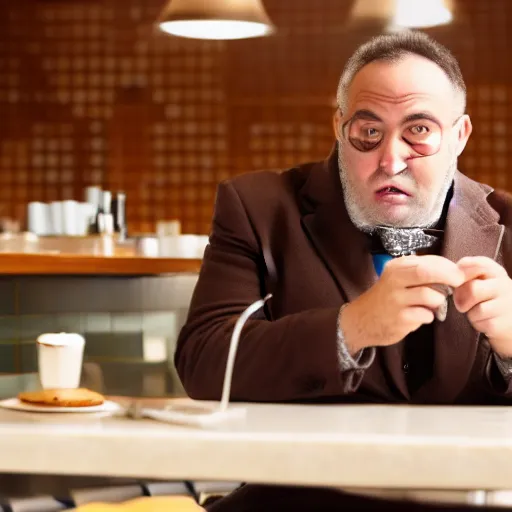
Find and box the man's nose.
[378,136,408,176]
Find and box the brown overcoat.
[175,147,512,405]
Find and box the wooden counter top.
[0,253,202,275]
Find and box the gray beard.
[337,148,456,233]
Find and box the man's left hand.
[454,256,512,358]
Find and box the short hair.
[336,31,466,116]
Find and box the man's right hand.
[340,255,466,355]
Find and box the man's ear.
[455,114,472,157]
[333,109,343,141]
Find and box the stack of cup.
[27,202,97,236]
[27,202,51,236]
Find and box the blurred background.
[0,0,507,237]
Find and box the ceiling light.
[392,0,453,28]
[351,0,454,30]
[158,0,274,40]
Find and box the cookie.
[18,388,104,407]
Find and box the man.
[175,31,512,510]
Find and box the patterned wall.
[0,0,510,234]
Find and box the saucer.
[0,398,122,414]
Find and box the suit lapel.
[300,147,377,303]
[414,172,504,403]
[300,147,410,399]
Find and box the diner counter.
[0,254,202,275]
[1,399,512,491]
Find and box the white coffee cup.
[37,332,85,389]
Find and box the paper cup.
[37,332,85,389]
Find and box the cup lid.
[37,332,85,347]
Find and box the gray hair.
[336,31,466,116]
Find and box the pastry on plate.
[18,388,105,408]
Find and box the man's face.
[334,54,472,231]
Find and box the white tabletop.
[1,399,512,491]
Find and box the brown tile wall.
[0,0,510,234]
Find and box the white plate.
[0,398,122,414]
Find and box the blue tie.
[372,253,393,277]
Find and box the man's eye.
[364,128,380,138]
[410,125,429,135]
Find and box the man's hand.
[454,256,512,358]
[340,255,465,355]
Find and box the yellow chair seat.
[73,496,203,511]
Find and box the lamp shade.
[158,0,274,40]
[392,0,453,28]
[351,0,453,30]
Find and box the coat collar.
[299,145,377,303]
[299,146,505,403]
[415,171,505,403]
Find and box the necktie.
[371,226,444,275]
[374,226,441,257]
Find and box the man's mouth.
[376,186,410,196]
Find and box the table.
[1,399,512,493]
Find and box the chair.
[70,485,144,508]
[70,496,203,511]
[4,496,68,512]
